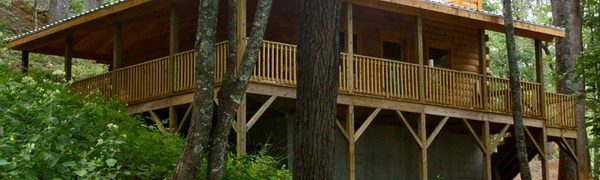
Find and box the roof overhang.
[6,0,564,63]
[345,0,565,41]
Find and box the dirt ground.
[513,159,559,180]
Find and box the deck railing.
[72,40,576,129]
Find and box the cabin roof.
[6,0,565,63]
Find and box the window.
[427,47,450,68]
[340,32,359,53]
[379,29,411,62]
[382,41,403,60]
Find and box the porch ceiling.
[7,0,564,65]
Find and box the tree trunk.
[48,0,69,23]
[568,0,591,179]
[502,0,532,179]
[83,0,103,11]
[33,0,38,29]
[294,0,341,179]
[552,0,589,178]
[170,0,220,179]
[207,0,272,179]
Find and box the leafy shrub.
[0,66,182,179]
[197,149,292,180]
[0,65,291,179]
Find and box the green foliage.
[197,150,292,180]
[0,66,183,179]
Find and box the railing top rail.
[262,40,297,47]
[487,76,542,86]
[354,54,419,66]
[424,65,483,77]
[74,72,111,82]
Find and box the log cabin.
[7,0,579,179]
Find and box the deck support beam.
[64,36,72,81]
[346,3,354,93]
[21,51,29,73]
[236,95,247,156]
[286,113,295,170]
[354,108,381,141]
[168,2,180,130]
[482,121,491,180]
[534,40,546,118]
[462,119,493,179]
[478,29,488,111]
[415,16,424,103]
[346,105,355,180]
[112,22,122,96]
[540,126,550,180]
[418,113,427,180]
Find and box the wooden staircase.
[491,134,538,180]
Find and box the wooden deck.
[72,40,577,130]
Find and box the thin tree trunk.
[83,0,103,11]
[294,0,341,179]
[33,0,38,29]
[502,0,532,179]
[207,0,272,179]
[48,0,69,23]
[170,0,219,179]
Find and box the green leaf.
[74,169,87,177]
[44,152,60,168]
[62,161,77,167]
[105,158,117,167]
[0,159,10,165]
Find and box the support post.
[21,51,29,73]
[346,3,354,93]
[64,36,72,81]
[540,126,549,180]
[535,40,546,118]
[168,3,180,130]
[287,112,294,170]
[482,121,491,180]
[112,22,122,96]
[236,0,247,67]
[236,95,247,156]
[346,105,355,180]
[478,29,488,110]
[418,113,427,180]
[415,16,424,103]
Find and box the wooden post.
[346,3,354,93]
[478,29,488,110]
[236,95,247,156]
[287,112,294,170]
[415,16,424,103]
[540,126,550,180]
[418,113,427,180]
[112,22,122,96]
[64,36,72,81]
[21,51,29,73]
[168,3,180,130]
[236,0,247,66]
[535,40,546,118]
[346,105,355,180]
[482,121,492,180]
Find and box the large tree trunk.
[502,0,532,179]
[552,0,590,178]
[294,0,341,179]
[568,0,591,179]
[48,0,69,23]
[207,0,272,179]
[83,0,103,11]
[170,0,220,179]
